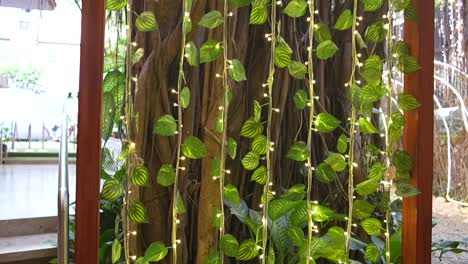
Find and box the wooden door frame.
[75,0,106,263]
[402,0,435,263]
[74,0,435,263]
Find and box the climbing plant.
[98,0,423,263]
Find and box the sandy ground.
[432,196,468,263]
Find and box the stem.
[218,0,230,262]
[384,6,395,263]
[344,0,359,258]
[305,1,316,263]
[172,1,188,263]
[261,0,277,262]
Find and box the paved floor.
[0,164,76,220]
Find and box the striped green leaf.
[250,5,268,24]
[102,179,124,201]
[153,115,177,136]
[182,136,208,159]
[106,0,127,11]
[398,55,421,73]
[253,100,262,121]
[361,218,382,236]
[112,239,121,264]
[404,4,417,20]
[396,182,420,197]
[251,165,267,184]
[236,240,259,260]
[220,234,239,257]
[359,117,379,134]
[391,112,406,129]
[360,0,384,12]
[136,12,159,32]
[365,243,381,262]
[361,84,386,102]
[242,151,260,170]
[252,135,267,155]
[392,150,413,172]
[240,118,263,138]
[275,37,293,68]
[365,21,387,43]
[129,201,148,223]
[156,164,176,187]
[131,165,150,186]
[334,9,353,30]
[398,93,421,111]
[368,162,386,181]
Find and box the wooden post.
[402,0,434,263]
[75,0,106,263]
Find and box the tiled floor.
[0,164,76,220]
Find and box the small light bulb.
[176,219,180,224]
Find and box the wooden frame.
[75,0,106,263]
[73,0,435,262]
[402,0,435,263]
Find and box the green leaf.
[220,234,239,257]
[106,0,127,11]
[227,137,237,159]
[131,165,150,186]
[293,90,309,109]
[361,55,383,85]
[396,182,420,197]
[112,239,121,264]
[136,12,159,32]
[365,21,387,43]
[361,218,382,236]
[176,191,186,214]
[251,165,267,184]
[365,243,381,262]
[359,117,379,134]
[250,5,268,24]
[183,15,192,34]
[356,32,368,49]
[185,41,198,66]
[253,100,262,121]
[153,115,177,136]
[229,0,252,7]
[102,179,124,201]
[368,162,386,181]
[324,152,347,172]
[252,135,267,155]
[360,0,384,11]
[129,201,148,223]
[315,23,332,42]
[282,184,306,201]
[203,251,221,264]
[398,93,421,111]
[337,134,348,154]
[224,184,241,206]
[334,9,353,30]
[356,179,380,195]
[132,48,144,65]
[314,112,341,133]
[180,87,191,109]
[288,61,307,79]
[404,4,417,20]
[240,118,263,138]
[228,59,247,81]
[275,37,293,68]
[269,199,300,221]
[215,110,224,134]
[212,158,221,178]
[316,162,338,183]
[182,136,209,159]
[397,55,421,73]
[236,240,258,260]
[316,40,338,60]
[198,10,224,29]
[311,204,335,222]
[361,84,386,102]
[200,40,223,63]
[393,41,411,57]
[391,112,406,129]
[102,92,115,141]
[242,151,260,170]
[391,0,410,11]
[283,0,308,17]
[326,226,345,245]
[353,200,375,220]
[144,241,168,262]
[288,226,305,246]
[212,208,223,228]
[287,142,308,161]
[392,150,413,172]
[157,165,176,186]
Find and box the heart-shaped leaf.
[236,240,259,260]
[182,136,208,159]
[131,165,150,186]
[153,115,177,136]
[398,93,421,111]
[240,118,263,138]
[361,218,382,236]
[129,201,148,223]
[227,137,237,159]
[112,239,122,264]
[251,165,267,185]
[106,0,127,11]
[220,234,239,257]
[353,200,375,220]
[250,5,268,24]
[315,112,341,133]
[335,9,353,30]
[136,12,159,32]
[144,241,168,262]
[224,184,241,206]
[316,40,338,60]
[228,59,247,81]
[287,142,308,161]
[180,87,191,108]
[359,117,379,134]
[324,152,347,172]
[288,61,307,79]
[200,40,223,63]
[185,41,198,66]
[157,165,176,186]
[242,151,260,170]
[315,162,338,183]
[102,179,124,201]
[283,0,308,17]
[199,10,224,29]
